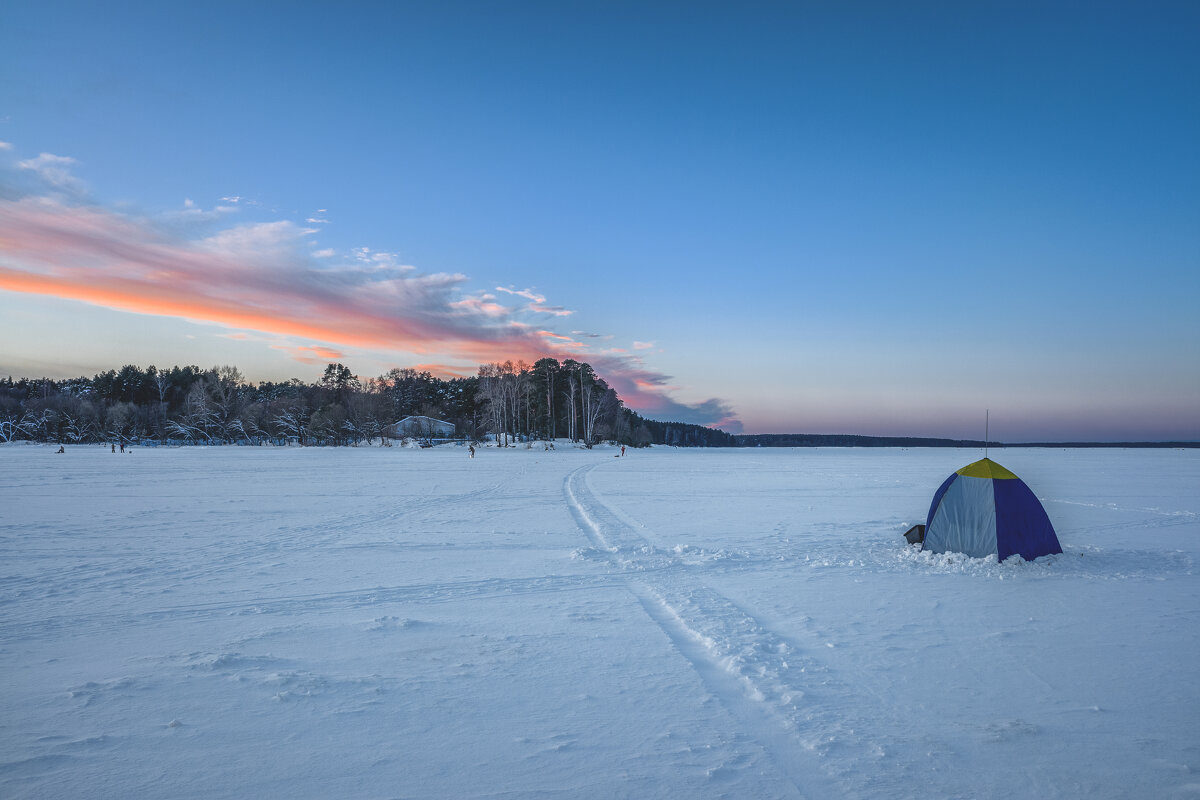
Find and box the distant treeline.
[0,360,731,448]
[736,434,1199,448]
[4,365,1190,449]
[737,434,989,448]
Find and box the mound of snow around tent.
[1,444,1198,798]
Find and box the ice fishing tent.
[922,458,1062,560]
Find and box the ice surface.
[2,443,1198,798]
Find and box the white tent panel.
[924,475,998,558]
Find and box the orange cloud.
[0,197,547,365]
[410,363,474,379]
[272,344,346,365]
[535,330,587,351]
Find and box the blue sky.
[1,1,1197,440]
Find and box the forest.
[0,359,735,448]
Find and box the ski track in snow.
[565,463,886,798]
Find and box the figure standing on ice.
[621,445,626,457]
[469,445,475,458]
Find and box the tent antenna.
[985,410,989,459]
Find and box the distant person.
[119,442,125,453]
[111,443,116,453]
[469,445,475,459]
[57,445,65,454]
[621,445,626,457]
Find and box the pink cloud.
[0,196,551,364]
[450,294,509,318]
[581,353,743,432]
[410,363,474,379]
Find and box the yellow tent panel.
[956,457,1018,480]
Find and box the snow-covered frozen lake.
[2,443,1198,798]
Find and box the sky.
[1,1,1197,441]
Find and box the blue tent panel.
[924,473,958,530]
[994,477,1062,561]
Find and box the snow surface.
[2,443,1198,799]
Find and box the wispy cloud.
[17,152,86,195]
[530,303,573,316]
[162,197,239,225]
[633,341,654,350]
[497,285,574,317]
[350,245,408,269]
[0,142,13,151]
[496,286,544,303]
